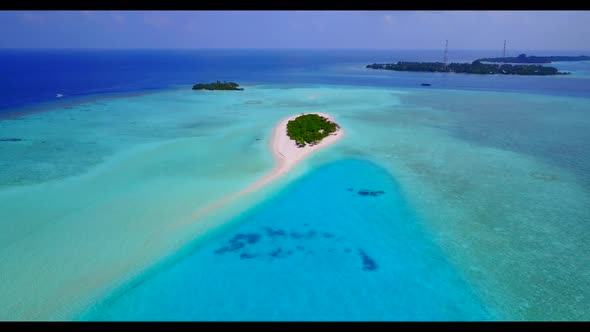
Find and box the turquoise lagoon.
[81,159,493,321]
[1,84,589,320]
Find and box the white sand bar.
[190,112,344,220]
[272,112,344,179]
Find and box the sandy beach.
[258,112,344,193]
[271,112,343,177]
[190,112,344,220]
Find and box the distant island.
[366,60,569,76]
[478,53,590,64]
[192,81,244,91]
[286,114,339,148]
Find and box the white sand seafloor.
[0,109,343,320]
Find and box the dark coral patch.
[262,227,286,238]
[290,232,305,239]
[357,189,385,197]
[229,242,245,251]
[322,232,334,238]
[269,248,284,258]
[358,249,378,271]
[240,253,257,259]
[230,233,261,244]
[215,233,259,254]
[290,230,317,239]
[214,246,229,254]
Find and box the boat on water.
[421,83,432,87]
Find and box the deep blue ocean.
[2,49,589,113]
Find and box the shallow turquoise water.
[81,159,492,321]
[1,85,589,320]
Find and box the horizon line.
[1,47,590,52]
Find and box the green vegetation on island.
[366,60,569,76]
[478,53,590,64]
[192,81,244,91]
[286,114,339,148]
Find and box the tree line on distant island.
[286,114,338,148]
[478,54,590,64]
[192,81,244,90]
[366,60,568,76]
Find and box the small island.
[286,114,339,148]
[366,60,569,76]
[478,53,590,64]
[192,81,244,91]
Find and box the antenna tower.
[503,40,506,58]
[443,40,448,65]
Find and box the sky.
[1,11,589,50]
